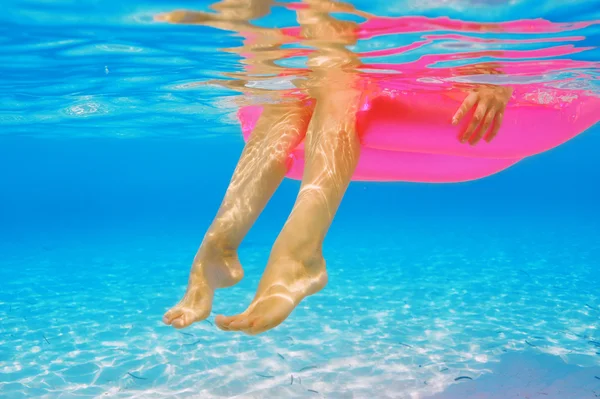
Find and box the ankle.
[299,252,326,273]
[272,240,325,271]
[198,235,238,260]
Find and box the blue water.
[1,0,600,398]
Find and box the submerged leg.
[216,89,361,334]
[163,101,312,329]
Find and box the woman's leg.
[215,88,361,335]
[163,101,312,328]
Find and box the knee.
[266,139,300,167]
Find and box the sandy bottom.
[427,351,600,399]
[1,222,599,398]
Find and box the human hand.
[452,85,513,145]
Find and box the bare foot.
[163,244,243,329]
[215,253,327,335]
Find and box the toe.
[246,316,279,335]
[215,315,235,331]
[229,316,252,330]
[171,314,189,329]
[171,309,200,329]
[242,316,264,335]
[163,308,183,325]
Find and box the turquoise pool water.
[1,0,600,398]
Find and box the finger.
[485,111,504,143]
[469,109,496,145]
[452,92,478,125]
[459,101,487,143]
[155,10,204,23]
